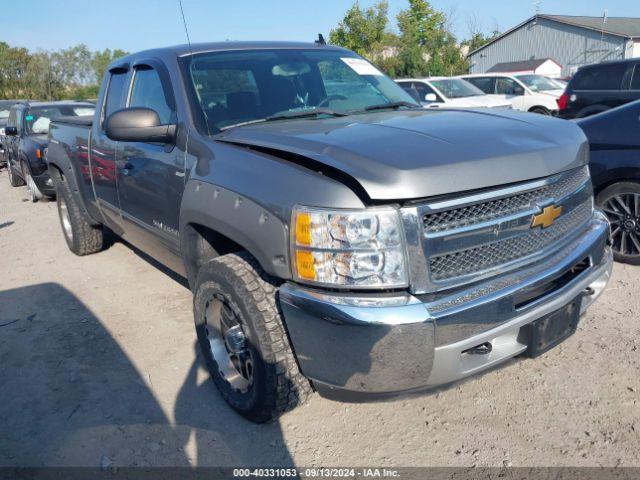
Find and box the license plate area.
[520,299,581,358]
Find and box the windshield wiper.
[220,109,347,131]
[265,108,348,121]
[362,101,420,112]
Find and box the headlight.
[292,206,408,288]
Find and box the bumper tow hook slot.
[464,342,493,355]
[583,287,595,296]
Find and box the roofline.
[468,14,638,57]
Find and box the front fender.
[180,180,292,279]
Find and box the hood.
[216,109,588,201]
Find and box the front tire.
[54,173,103,256]
[193,252,312,423]
[596,182,640,265]
[529,107,551,115]
[21,161,43,202]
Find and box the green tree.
[91,48,128,84]
[395,0,466,77]
[329,1,391,58]
[0,42,128,100]
[463,30,501,54]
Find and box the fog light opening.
[463,342,493,355]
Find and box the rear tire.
[596,181,640,265]
[54,173,103,256]
[193,252,312,423]
[8,162,25,187]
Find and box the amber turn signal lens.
[295,250,316,280]
[295,212,312,246]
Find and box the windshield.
[515,75,561,92]
[429,79,485,98]
[25,105,95,135]
[182,49,418,132]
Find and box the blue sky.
[2,0,638,52]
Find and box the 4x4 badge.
[531,205,563,229]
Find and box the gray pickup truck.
[46,41,612,423]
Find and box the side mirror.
[424,93,438,102]
[105,107,176,143]
[4,126,17,136]
[514,86,525,96]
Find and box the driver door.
[115,62,184,257]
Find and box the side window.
[466,77,495,94]
[15,110,23,133]
[7,108,17,128]
[496,78,523,95]
[631,65,640,91]
[102,71,129,128]
[128,67,173,124]
[573,63,627,91]
[413,82,440,102]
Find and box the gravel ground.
[0,167,639,469]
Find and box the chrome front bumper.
[279,212,612,401]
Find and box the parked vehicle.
[558,58,640,119]
[0,100,25,167]
[396,77,512,109]
[577,100,640,264]
[4,101,95,201]
[47,41,611,422]
[460,73,562,114]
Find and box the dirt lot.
[0,167,639,469]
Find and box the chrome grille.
[429,200,593,281]
[423,167,589,233]
[405,166,595,293]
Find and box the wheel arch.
[179,181,293,290]
[528,105,550,114]
[46,148,100,226]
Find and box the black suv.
[558,58,640,119]
[4,101,94,201]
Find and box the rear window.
[26,105,95,135]
[573,63,628,91]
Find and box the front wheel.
[596,182,640,265]
[193,252,312,423]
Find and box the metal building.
[468,14,640,77]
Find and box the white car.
[396,77,512,109]
[459,73,562,115]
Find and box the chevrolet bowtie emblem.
[531,205,563,229]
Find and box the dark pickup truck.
[47,41,612,422]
